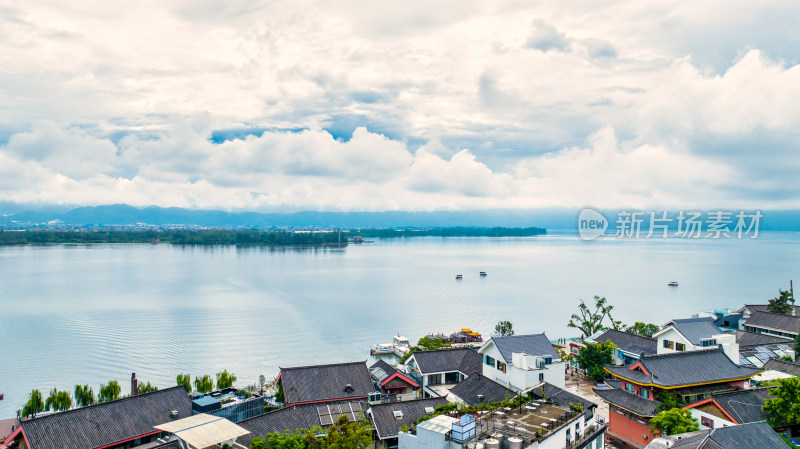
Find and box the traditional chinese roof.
[592,387,661,417]
[739,304,800,317]
[660,422,787,449]
[684,388,773,424]
[594,329,657,356]
[605,348,761,388]
[743,311,800,335]
[762,358,800,376]
[18,386,192,449]
[408,348,482,375]
[368,397,447,439]
[278,361,375,405]
[481,333,559,363]
[448,372,515,405]
[659,318,723,345]
[735,330,790,348]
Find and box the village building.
[368,397,447,448]
[653,318,738,362]
[644,421,787,449]
[588,329,657,366]
[370,360,420,401]
[682,387,773,430]
[447,372,516,406]
[404,348,482,398]
[2,386,192,449]
[741,310,800,340]
[593,348,761,448]
[154,413,251,448]
[478,334,566,391]
[276,361,376,406]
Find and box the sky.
[1,0,799,212]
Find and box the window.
[701,416,714,428]
[539,373,545,382]
[485,355,496,367]
[663,340,674,349]
[625,382,635,393]
[544,357,553,365]
[676,343,686,351]
[639,389,649,399]
[496,361,506,373]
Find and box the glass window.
[485,355,496,367]
[676,343,686,351]
[497,361,506,373]
[625,382,635,393]
[539,373,544,382]
[640,389,649,399]
[663,340,674,349]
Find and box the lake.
[1,233,799,417]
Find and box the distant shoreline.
[0,227,547,247]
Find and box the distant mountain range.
[1,203,799,231]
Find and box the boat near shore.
[668,281,679,287]
[371,334,411,357]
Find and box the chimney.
[131,373,138,396]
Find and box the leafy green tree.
[249,437,267,449]
[98,380,121,403]
[624,322,660,338]
[763,377,800,427]
[275,380,285,404]
[137,381,158,394]
[768,289,795,315]
[321,414,373,449]
[494,321,515,337]
[216,370,237,389]
[195,375,214,393]
[45,388,72,412]
[21,389,45,418]
[649,408,699,436]
[656,391,685,413]
[74,384,95,407]
[575,341,615,382]
[177,373,192,393]
[568,296,621,337]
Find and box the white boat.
[371,334,411,356]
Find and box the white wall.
[688,408,734,430]
[656,328,692,354]
[656,327,739,363]
[479,342,566,392]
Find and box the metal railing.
[564,423,607,449]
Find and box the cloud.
[525,19,570,52]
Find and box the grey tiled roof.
[594,329,657,356]
[370,360,398,376]
[741,304,800,317]
[763,358,800,375]
[605,348,761,387]
[448,372,515,405]
[692,388,773,424]
[665,318,723,345]
[592,387,661,417]
[409,348,482,375]
[735,330,790,348]
[487,333,558,363]
[19,386,192,449]
[744,311,800,335]
[703,421,787,449]
[668,431,712,448]
[237,404,325,447]
[529,383,596,414]
[279,361,376,405]
[368,397,446,439]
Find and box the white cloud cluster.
[0,0,798,210]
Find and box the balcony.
[564,423,607,449]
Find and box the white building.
[654,318,739,363]
[477,334,566,391]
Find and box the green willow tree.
[195,375,214,393]
[575,341,615,382]
[98,380,121,403]
[45,388,72,412]
[249,415,372,449]
[494,321,515,337]
[568,296,621,337]
[74,384,95,407]
[216,370,237,389]
[177,373,192,393]
[137,381,158,394]
[21,389,45,418]
[649,408,699,436]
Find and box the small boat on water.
[371,334,411,357]
[455,274,463,280]
[479,272,487,277]
[668,281,679,287]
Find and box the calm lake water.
[1,233,799,416]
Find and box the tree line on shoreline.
[0,226,545,246]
